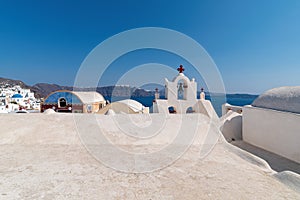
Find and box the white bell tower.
[153,65,217,118]
[153,65,213,115]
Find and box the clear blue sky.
[0,0,299,94]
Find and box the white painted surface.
[252,86,300,114]
[154,99,218,118]
[222,103,243,116]
[0,106,8,113]
[200,91,205,100]
[220,111,242,142]
[165,73,197,104]
[0,113,300,198]
[118,99,145,113]
[43,109,56,114]
[153,73,196,114]
[153,72,218,118]
[105,109,115,115]
[72,91,106,104]
[243,106,300,163]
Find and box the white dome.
[43,109,56,114]
[252,86,300,114]
[117,99,144,112]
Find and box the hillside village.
[0,83,41,113]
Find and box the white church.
[153,65,216,118]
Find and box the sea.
[105,94,258,117]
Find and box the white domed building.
[220,86,300,163]
[11,93,24,104]
[10,93,30,108]
[241,86,300,163]
[41,90,107,113]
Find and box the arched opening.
[186,106,194,113]
[86,104,92,113]
[177,79,187,100]
[168,106,176,114]
[58,97,67,108]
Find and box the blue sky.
[0,0,299,94]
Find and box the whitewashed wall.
[220,111,242,142]
[222,103,243,116]
[243,105,300,163]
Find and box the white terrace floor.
[0,113,299,199]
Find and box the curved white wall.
[220,111,242,142]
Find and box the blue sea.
[105,94,258,117]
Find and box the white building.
[221,86,300,164]
[0,94,6,104]
[0,84,39,112]
[243,86,300,163]
[11,93,24,104]
[0,103,8,113]
[153,65,217,118]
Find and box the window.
[86,104,92,113]
[177,79,187,100]
[186,107,194,113]
[168,106,176,114]
[58,98,67,108]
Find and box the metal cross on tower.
[177,65,185,73]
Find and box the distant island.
[0,77,258,99]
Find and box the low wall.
[222,103,243,116]
[243,106,300,163]
[154,99,218,119]
[220,111,242,142]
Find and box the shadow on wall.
[231,141,300,174]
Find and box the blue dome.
[44,91,82,104]
[12,94,23,98]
